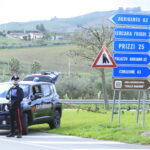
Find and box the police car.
[0,72,62,135]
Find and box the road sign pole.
[136,91,141,124]
[111,90,116,122]
[142,91,147,126]
[118,91,122,124]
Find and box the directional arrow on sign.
[114,40,150,53]
[114,28,150,40]
[114,53,150,65]
[113,66,150,78]
[109,14,150,26]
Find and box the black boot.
[6,132,15,137]
[17,134,22,138]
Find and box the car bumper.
[0,112,11,129]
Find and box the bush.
[56,74,102,99]
[56,74,141,100]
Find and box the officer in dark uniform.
[6,76,24,138]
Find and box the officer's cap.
[11,76,19,81]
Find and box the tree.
[36,24,52,39]
[72,26,113,110]
[36,24,46,33]
[43,30,52,40]
[30,61,42,73]
[9,58,21,76]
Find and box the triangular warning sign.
[92,46,117,68]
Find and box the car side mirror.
[30,95,35,100]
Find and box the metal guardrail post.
[142,91,147,126]
[118,91,122,124]
[111,90,116,122]
[136,91,141,124]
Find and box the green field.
[0,45,95,74]
[0,37,23,44]
[29,110,150,145]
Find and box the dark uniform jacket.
[6,85,24,109]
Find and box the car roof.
[0,81,53,86]
[23,72,60,84]
[19,81,52,85]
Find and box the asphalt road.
[0,130,150,150]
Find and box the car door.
[40,84,53,118]
[31,84,43,119]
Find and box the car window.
[41,84,51,97]
[32,85,42,95]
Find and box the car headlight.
[4,105,9,111]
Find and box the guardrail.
[60,99,150,104]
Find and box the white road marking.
[74,149,147,150]
[24,135,80,138]
[24,141,125,145]
[0,137,67,150]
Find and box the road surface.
[0,130,150,150]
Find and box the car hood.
[0,98,9,104]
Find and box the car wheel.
[22,113,29,135]
[49,110,61,129]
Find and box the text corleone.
[119,70,142,74]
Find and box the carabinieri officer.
[6,76,24,138]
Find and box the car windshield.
[0,83,29,98]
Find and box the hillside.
[0,10,116,32]
[0,8,148,33]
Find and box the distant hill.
[0,9,148,32]
[0,10,116,32]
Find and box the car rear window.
[23,76,52,82]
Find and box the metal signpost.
[109,13,150,125]
[92,46,117,119]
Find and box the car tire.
[49,110,61,129]
[22,113,29,135]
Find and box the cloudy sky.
[0,0,149,24]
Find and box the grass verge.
[29,109,150,145]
